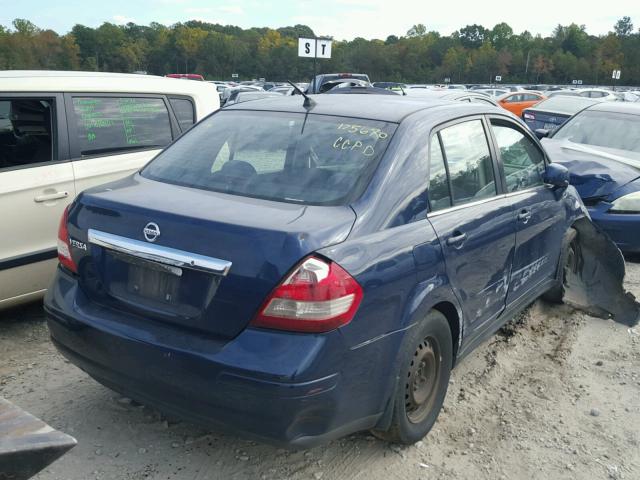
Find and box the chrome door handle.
[446,232,467,247]
[34,191,69,203]
[518,210,532,223]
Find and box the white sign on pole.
[577,79,583,85]
[615,70,621,80]
[298,37,333,59]
[444,77,451,83]
[495,75,502,82]
[316,39,332,59]
[572,79,577,85]
[231,73,239,78]
[298,38,316,58]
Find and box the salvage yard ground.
[1,260,639,480]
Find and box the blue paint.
[45,96,587,447]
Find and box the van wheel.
[372,310,452,444]
[543,228,578,303]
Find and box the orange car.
[497,91,546,117]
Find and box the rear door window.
[142,111,397,206]
[428,137,452,211]
[70,96,173,157]
[438,120,496,205]
[169,97,196,132]
[0,98,55,169]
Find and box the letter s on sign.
[305,42,311,54]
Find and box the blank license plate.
[127,264,180,304]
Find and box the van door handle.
[446,231,467,247]
[518,209,532,223]
[34,191,69,203]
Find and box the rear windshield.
[533,96,596,115]
[142,111,397,205]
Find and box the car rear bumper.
[44,268,389,447]
[588,205,640,253]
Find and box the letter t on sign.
[316,39,332,59]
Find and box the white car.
[577,88,618,101]
[0,71,219,309]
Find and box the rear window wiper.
[81,144,163,156]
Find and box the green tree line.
[0,17,639,85]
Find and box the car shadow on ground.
[624,253,640,264]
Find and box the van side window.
[0,98,55,169]
[71,97,172,156]
[169,97,195,131]
[428,136,452,211]
[491,121,545,192]
[439,120,496,205]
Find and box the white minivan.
[0,71,220,309]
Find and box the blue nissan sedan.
[46,95,590,447]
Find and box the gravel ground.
[1,261,639,480]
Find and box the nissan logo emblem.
[143,222,160,242]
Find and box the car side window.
[169,97,195,132]
[439,120,496,205]
[505,94,521,103]
[70,96,173,157]
[428,136,452,211]
[0,98,56,170]
[491,121,545,192]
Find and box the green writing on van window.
[73,97,167,148]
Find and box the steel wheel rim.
[405,336,441,424]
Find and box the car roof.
[0,70,218,97]
[223,94,496,123]
[577,88,611,93]
[586,101,640,115]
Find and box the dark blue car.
[522,96,599,133]
[542,102,640,252]
[45,96,588,447]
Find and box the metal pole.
[313,38,318,87]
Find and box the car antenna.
[399,85,407,96]
[288,80,316,109]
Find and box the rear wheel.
[544,228,578,303]
[373,310,452,444]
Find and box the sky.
[0,0,638,40]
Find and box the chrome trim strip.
[427,194,508,218]
[428,184,552,217]
[503,184,554,198]
[88,229,232,276]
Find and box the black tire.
[372,310,452,444]
[543,228,578,303]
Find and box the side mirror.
[544,163,569,188]
[534,128,550,139]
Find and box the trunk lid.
[69,175,356,339]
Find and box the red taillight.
[57,205,77,273]
[251,256,363,333]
